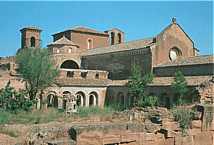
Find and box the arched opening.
[173,93,180,106]
[60,60,79,69]
[158,93,170,109]
[76,92,86,106]
[87,39,92,49]
[89,92,98,106]
[117,33,121,44]
[47,92,58,108]
[95,73,99,79]
[89,95,94,106]
[116,92,125,106]
[30,37,35,47]
[110,32,115,45]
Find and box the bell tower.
[20,26,42,48]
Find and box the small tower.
[20,26,42,48]
[104,28,125,45]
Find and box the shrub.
[139,95,158,108]
[173,106,192,130]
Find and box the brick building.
[0,18,213,110]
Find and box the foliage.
[126,64,155,107]
[171,71,189,106]
[111,103,128,112]
[173,106,192,130]
[0,81,36,113]
[139,95,158,108]
[109,68,119,79]
[16,47,60,100]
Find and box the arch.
[60,60,79,69]
[169,46,182,61]
[47,91,58,108]
[89,91,98,106]
[30,37,35,47]
[110,32,115,45]
[75,91,86,107]
[117,33,121,44]
[87,39,93,49]
[159,93,170,109]
[116,91,125,106]
[173,93,180,106]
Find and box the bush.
[173,106,192,130]
[139,96,158,108]
[111,103,128,112]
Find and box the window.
[30,37,35,47]
[88,39,92,49]
[117,33,121,44]
[110,32,115,45]
[169,46,182,61]
[69,48,72,53]
[57,48,60,53]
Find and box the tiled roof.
[20,26,42,32]
[81,37,155,56]
[108,75,213,87]
[54,78,112,87]
[52,26,108,36]
[47,36,79,47]
[155,55,214,68]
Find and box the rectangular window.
[69,48,72,53]
[57,48,60,53]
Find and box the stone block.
[187,129,201,136]
[194,131,213,145]
[191,120,202,129]
[120,133,139,143]
[155,133,165,142]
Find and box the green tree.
[126,65,155,107]
[171,71,189,106]
[16,47,60,100]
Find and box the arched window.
[110,32,115,45]
[88,39,92,49]
[89,92,98,106]
[60,60,79,69]
[30,37,35,47]
[76,92,86,106]
[117,33,121,44]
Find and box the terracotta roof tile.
[47,36,79,47]
[81,37,155,56]
[155,55,214,68]
[52,26,108,36]
[108,76,213,87]
[20,26,42,32]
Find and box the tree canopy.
[126,65,155,107]
[171,71,189,106]
[16,47,60,100]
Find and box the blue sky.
[0,1,213,57]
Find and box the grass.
[0,106,114,125]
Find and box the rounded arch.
[60,60,79,69]
[89,91,99,106]
[30,36,35,47]
[95,73,99,79]
[75,91,86,107]
[116,91,125,106]
[47,91,58,108]
[169,46,182,61]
